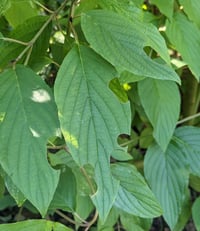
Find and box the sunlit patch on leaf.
[31,89,51,103]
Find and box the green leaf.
[150,0,174,19]
[0,65,60,216]
[49,167,77,212]
[55,45,131,222]
[190,175,200,192]
[138,78,180,151]
[111,163,162,218]
[109,78,128,103]
[119,71,145,84]
[97,207,119,230]
[144,141,189,229]
[174,126,200,177]
[192,197,200,231]
[4,0,37,27]
[0,16,52,70]
[0,195,16,210]
[0,219,72,231]
[0,0,10,15]
[166,12,200,80]
[173,189,191,231]
[178,0,200,28]
[81,10,180,83]
[120,210,152,231]
[111,150,133,161]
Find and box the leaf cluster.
[0,0,200,230]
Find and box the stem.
[13,0,69,66]
[55,210,86,227]
[67,0,77,36]
[84,210,98,231]
[35,1,54,13]
[177,112,200,125]
[80,167,96,194]
[74,212,88,224]
[0,37,28,46]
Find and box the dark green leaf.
[49,167,77,212]
[0,16,52,70]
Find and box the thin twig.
[84,210,98,231]
[13,0,69,66]
[80,167,96,194]
[35,1,54,13]
[74,212,88,224]
[177,112,200,125]
[55,210,87,227]
[0,37,28,46]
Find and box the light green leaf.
[55,45,131,222]
[4,0,37,27]
[119,71,145,84]
[192,197,200,231]
[166,12,200,80]
[174,126,200,177]
[81,10,180,83]
[150,0,174,19]
[0,219,72,231]
[109,78,128,103]
[138,78,180,151]
[49,167,77,212]
[0,0,10,15]
[0,65,60,216]
[0,16,52,70]
[144,141,189,229]
[112,163,162,218]
[178,0,200,28]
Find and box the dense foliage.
[0,0,200,230]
